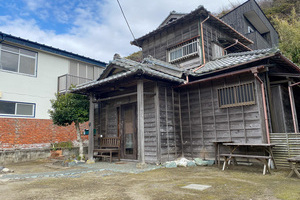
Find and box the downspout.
[224,39,239,51]
[193,16,209,73]
[252,69,270,144]
[288,81,300,133]
[185,74,189,83]
[200,15,210,64]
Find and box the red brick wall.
[0,118,89,149]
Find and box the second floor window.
[168,39,199,62]
[0,44,37,76]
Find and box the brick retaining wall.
[0,118,89,150]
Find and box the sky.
[0,0,246,63]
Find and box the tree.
[49,92,89,159]
[126,51,143,62]
[273,8,300,65]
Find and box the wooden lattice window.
[218,82,255,108]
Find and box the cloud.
[0,0,246,63]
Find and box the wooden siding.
[94,81,159,163]
[179,74,264,159]
[220,0,278,50]
[141,16,248,69]
[144,82,158,163]
[270,132,300,168]
[270,85,294,133]
[142,21,200,67]
[158,84,181,162]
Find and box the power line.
[116,0,140,47]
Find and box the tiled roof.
[143,56,184,78]
[192,48,279,75]
[72,56,185,93]
[132,6,253,47]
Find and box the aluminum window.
[0,100,35,117]
[0,44,37,76]
[218,82,255,108]
[168,39,199,62]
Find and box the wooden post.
[155,83,161,163]
[137,79,145,164]
[288,82,299,133]
[88,93,95,161]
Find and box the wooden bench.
[93,137,120,163]
[221,154,272,175]
[287,156,300,178]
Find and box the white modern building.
[0,32,106,150]
[0,32,106,119]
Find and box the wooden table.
[287,156,300,178]
[220,143,277,175]
[212,140,232,168]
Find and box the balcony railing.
[57,74,93,93]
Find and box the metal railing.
[57,74,93,93]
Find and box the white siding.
[0,51,69,119]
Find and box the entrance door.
[121,103,137,160]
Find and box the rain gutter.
[252,68,270,144]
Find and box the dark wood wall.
[141,16,246,70]
[220,0,279,50]
[143,82,158,163]
[270,84,294,133]
[178,73,265,159]
[157,83,182,163]
[141,20,199,65]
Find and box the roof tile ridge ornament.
[113,53,121,60]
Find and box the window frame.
[168,38,200,63]
[0,100,36,117]
[218,82,256,108]
[0,44,37,76]
[212,43,224,60]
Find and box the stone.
[86,159,95,164]
[187,161,196,167]
[136,162,147,169]
[182,184,212,191]
[176,157,189,167]
[194,158,208,166]
[165,161,177,168]
[2,168,14,173]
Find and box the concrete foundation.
[0,147,88,165]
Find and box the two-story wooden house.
[74,4,300,166]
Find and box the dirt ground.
[1,160,300,200]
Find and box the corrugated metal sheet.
[270,133,300,168]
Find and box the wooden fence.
[270,133,300,168]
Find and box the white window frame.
[0,44,37,76]
[248,26,254,34]
[168,39,199,63]
[0,100,35,117]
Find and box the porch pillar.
[288,81,300,133]
[88,93,95,162]
[137,79,145,164]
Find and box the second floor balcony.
[57,74,93,94]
